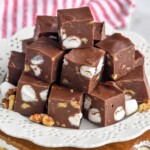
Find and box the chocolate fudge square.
[116,66,150,103]
[58,6,94,50]
[83,82,125,127]
[24,36,64,83]
[96,33,135,81]
[61,47,105,93]
[14,73,50,116]
[8,51,25,86]
[135,50,144,68]
[22,38,33,53]
[34,16,58,41]
[48,85,83,129]
[94,22,106,45]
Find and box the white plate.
[0,27,150,148]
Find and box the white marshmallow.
[31,55,44,65]
[88,108,101,123]
[80,66,96,79]
[68,113,82,127]
[114,106,125,121]
[125,94,133,100]
[30,65,42,77]
[63,36,81,49]
[0,82,16,98]
[21,85,37,102]
[84,95,92,110]
[40,89,48,101]
[63,58,68,66]
[125,99,138,116]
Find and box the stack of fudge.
[3,7,150,129]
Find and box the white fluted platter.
[0,27,150,148]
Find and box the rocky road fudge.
[83,81,125,127]
[135,50,144,68]
[58,6,94,50]
[8,51,25,86]
[14,73,50,116]
[24,36,64,83]
[22,38,34,53]
[96,33,135,81]
[34,16,58,41]
[61,47,105,93]
[94,22,106,45]
[116,66,150,103]
[48,85,83,129]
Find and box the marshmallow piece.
[133,140,150,150]
[30,65,42,77]
[63,36,81,49]
[40,89,48,101]
[88,108,101,123]
[31,55,44,65]
[125,94,133,100]
[80,66,96,79]
[68,113,82,127]
[84,95,92,110]
[114,106,125,121]
[0,82,16,98]
[21,85,38,102]
[125,99,138,116]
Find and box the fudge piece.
[83,82,125,127]
[22,38,33,53]
[116,66,150,103]
[24,36,64,83]
[58,7,94,50]
[94,22,106,45]
[8,51,25,86]
[34,16,58,41]
[61,47,105,93]
[135,50,144,68]
[48,85,83,129]
[14,73,50,116]
[96,33,135,81]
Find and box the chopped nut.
[21,103,31,109]
[42,115,55,127]
[138,100,150,112]
[61,124,66,127]
[8,95,15,110]
[24,64,31,72]
[111,74,118,80]
[58,103,67,108]
[7,88,17,96]
[124,89,135,97]
[30,114,55,127]
[62,78,69,85]
[71,101,80,109]
[2,99,9,109]
[30,114,45,123]
[56,121,60,126]
[82,38,88,44]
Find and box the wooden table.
[0,130,150,150]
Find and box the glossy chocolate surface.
[14,73,50,116]
[84,81,125,127]
[116,66,150,103]
[48,85,83,129]
[61,47,105,93]
[8,51,25,86]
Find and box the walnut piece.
[30,114,54,127]
[2,99,9,109]
[138,100,150,112]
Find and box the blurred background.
[0,0,149,42]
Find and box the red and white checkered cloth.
[0,0,136,38]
